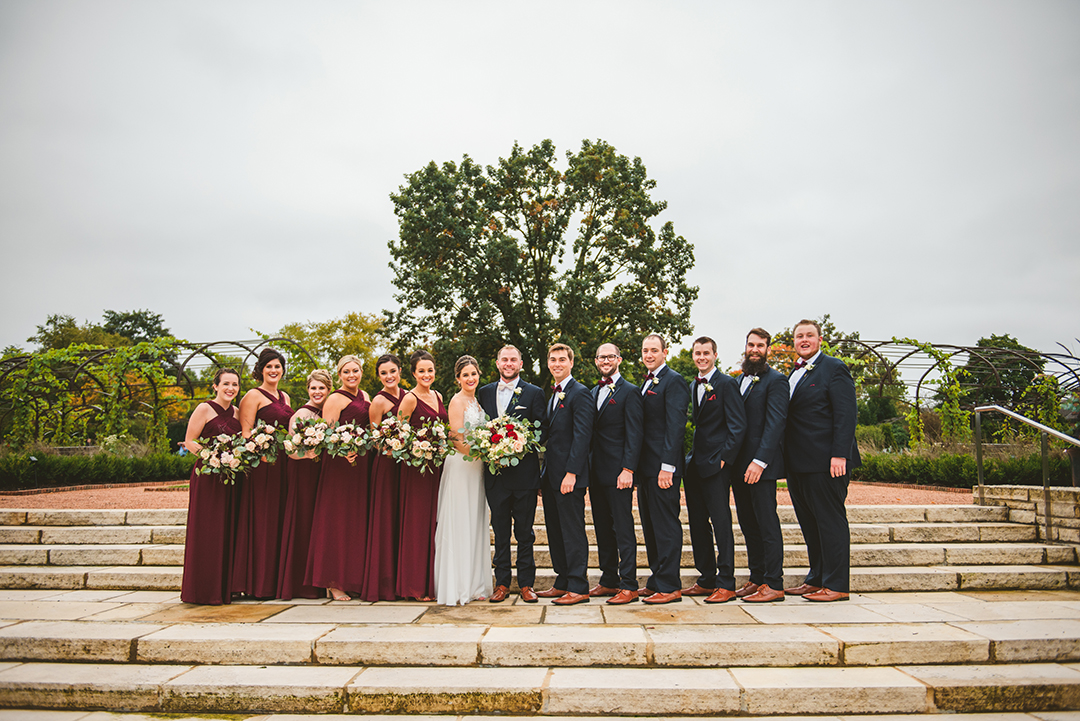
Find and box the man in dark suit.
[682,336,747,604]
[637,333,691,604]
[732,328,788,603]
[477,345,545,603]
[784,319,860,602]
[535,342,595,605]
[588,343,644,605]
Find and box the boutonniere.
[703,383,714,393]
[651,377,660,387]
[805,363,815,372]
[557,392,566,401]
[513,387,522,397]
[749,375,760,384]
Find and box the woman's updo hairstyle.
[454,355,480,379]
[336,355,363,377]
[306,368,333,390]
[410,350,435,375]
[252,347,286,382]
[213,367,240,386]
[375,353,402,372]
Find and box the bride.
[434,355,493,605]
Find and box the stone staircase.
[0,498,1077,717]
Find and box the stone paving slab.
[137,622,336,664]
[601,601,755,625]
[904,662,1080,711]
[546,667,739,715]
[0,590,82,602]
[855,602,972,623]
[161,664,359,714]
[38,590,135,602]
[83,603,175,621]
[0,548,47,566]
[0,620,165,662]
[0,662,192,711]
[0,600,122,620]
[954,565,1068,590]
[316,624,485,665]
[825,622,989,665]
[953,619,1080,662]
[139,603,285,624]
[731,666,929,715]
[264,604,424,624]
[922,601,1080,621]
[419,604,542,625]
[481,624,648,666]
[26,511,127,527]
[648,623,839,666]
[47,545,144,566]
[542,603,604,624]
[848,566,960,592]
[85,566,182,590]
[0,566,98,590]
[347,666,547,714]
[740,602,894,625]
[124,509,187,526]
[39,527,154,545]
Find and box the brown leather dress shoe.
[742,584,785,603]
[589,584,619,597]
[784,583,823,596]
[552,591,590,605]
[681,582,717,596]
[607,589,639,604]
[535,587,567,598]
[642,590,682,604]
[638,586,654,597]
[489,585,509,603]
[803,588,849,602]
[703,588,737,604]
[735,581,760,598]
[519,586,538,603]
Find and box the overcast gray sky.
[2,0,1077,367]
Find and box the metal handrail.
[973,404,1080,543]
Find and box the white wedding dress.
[434,400,493,605]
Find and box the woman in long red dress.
[306,355,371,601]
[277,368,333,600]
[361,353,405,601]
[395,350,447,601]
[232,347,292,599]
[181,368,243,605]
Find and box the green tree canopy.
[102,309,171,344]
[28,314,128,351]
[386,138,698,388]
[960,334,1045,408]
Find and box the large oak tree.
[386,139,697,388]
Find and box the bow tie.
[551,384,563,394]
[695,376,709,385]
[794,359,808,370]
[644,372,655,382]
[498,382,515,391]
[598,377,613,387]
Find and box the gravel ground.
[0,481,970,509]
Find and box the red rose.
[507,430,519,440]
[491,433,503,444]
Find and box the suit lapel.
[550,378,572,422]
[597,378,621,418]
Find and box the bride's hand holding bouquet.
[463,414,544,475]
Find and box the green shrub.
[852,450,1071,488]
[0,452,196,491]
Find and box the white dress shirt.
[597,372,621,410]
[696,368,716,405]
[551,376,572,414]
[496,377,519,417]
[641,364,676,474]
[740,370,768,470]
[788,350,822,398]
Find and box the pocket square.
[646,390,657,396]
[514,405,527,410]
[707,394,716,402]
[608,399,617,405]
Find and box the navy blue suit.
[637,365,691,594]
[684,368,746,591]
[588,375,643,590]
[478,378,545,589]
[784,352,860,592]
[541,377,594,594]
[731,366,788,591]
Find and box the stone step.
[0,509,186,526]
[0,660,1077,714]
[0,526,182,545]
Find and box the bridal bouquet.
[404,418,453,474]
[322,422,372,460]
[284,417,329,459]
[370,414,414,462]
[237,420,285,468]
[464,414,544,474]
[194,432,247,485]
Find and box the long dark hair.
[253,347,286,382]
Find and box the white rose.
[209,456,221,468]
[199,449,210,460]
[217,434,230,443]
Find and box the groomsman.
[732,328,788,603]
[477,345,545,603]
[536,343,595,605]
[588,343,643,605]
[681,336,746,603]
[784,319,860,602]
[637,334,691,604]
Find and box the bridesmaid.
[395,350,447,601]
[361,354,405,601]
[277,368,333,601]
[232,347,292,599]
[306,355,372,601]
[181,368,242,605]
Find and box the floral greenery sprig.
[371,414,414,462]
[284,417,329,460]
[323,421,372,461]
[404,418,454,474]
[238,420,285,469]
[463,414,545,475]
[194,432,247,485]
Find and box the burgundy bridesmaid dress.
[395,393,448,599]
[231,387,292,598]
[181,401,241,605]
[360,389,403,601]
[305,390,372,594]
[276,404,323,600]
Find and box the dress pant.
[731,475,784,590]
[787,470,850,592]
[683,463,736,591]
[485,485,537,589]
[636,477,683,593]
[541,484,589,594]
[589,484,637,590]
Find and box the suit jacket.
[734,365,788,481]
[784,353,861,475]
[589,376,644,487]
[687,369,746,478]
[541,377,594,491]
[638,365,691,482]
[477,378,545,491]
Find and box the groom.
[477,345,546,603]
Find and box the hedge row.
[852,451,1073,489]
[0,453,196,491]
